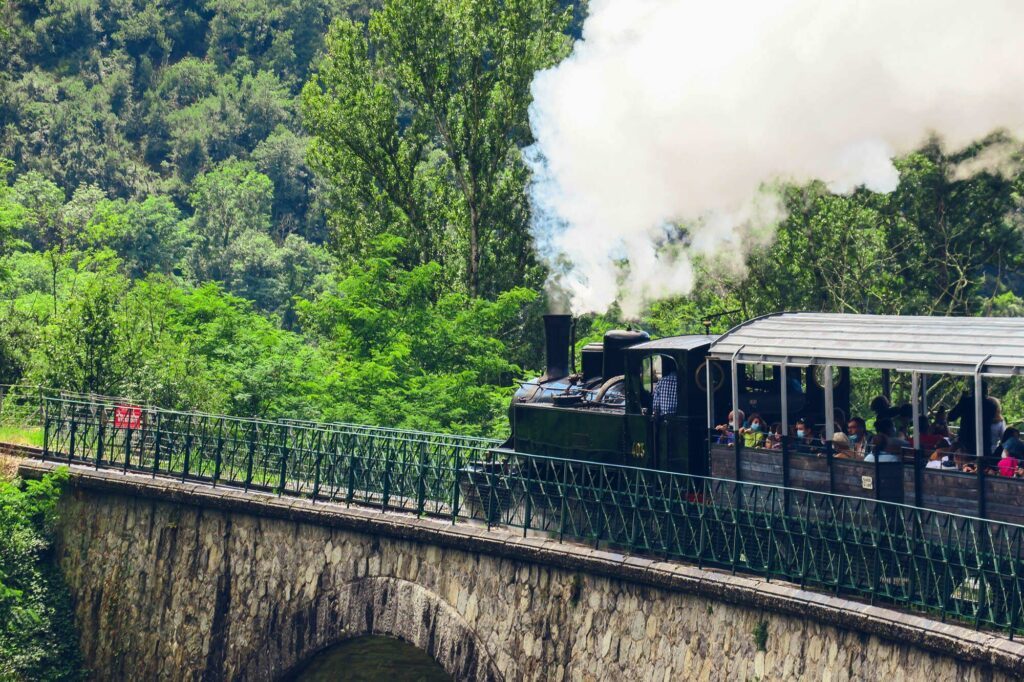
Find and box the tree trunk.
[468,205,480,297]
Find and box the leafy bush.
[0,468,83,681]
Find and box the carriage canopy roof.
[707,313,1024,376]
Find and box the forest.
[1,0,1023,438]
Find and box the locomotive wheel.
[594,375,625,402]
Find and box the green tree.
[0,159,27,273]
[33,259,128,394]
[11,172,64,251]
[302,0,571,296]
[298,234,534,433]
[187,159,274,281]
[252,126,325,241]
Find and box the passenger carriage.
[707,313,1024,526]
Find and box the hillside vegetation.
[1,0,1023,433]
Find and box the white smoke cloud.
[527,0,1024,316]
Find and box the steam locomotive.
[498,314,848,476]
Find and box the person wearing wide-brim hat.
[831,431,858,460]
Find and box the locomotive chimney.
[542,314,572,380]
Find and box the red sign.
[114,405,142,430]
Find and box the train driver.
[652,366,678,418]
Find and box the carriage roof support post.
[974,355,990,520]
[730,346,745,433]
[921,374,928,420]
[823,363,834,441]
[973,356,990,459]
[780,361,788,436]
[731,346,744,482]
[911,371,920,451]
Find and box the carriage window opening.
[745,364,773,382]
[813,365,843,388]
[744,363,775,393]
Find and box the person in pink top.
[997,439,1024,478]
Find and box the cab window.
[639,354,678,409]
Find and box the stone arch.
[279,577,502,682]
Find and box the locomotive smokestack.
[543,314,572,380]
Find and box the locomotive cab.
[622,337,719,474]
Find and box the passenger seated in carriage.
[739,413,766,448]
[846,417,868,455]
[997,439,1023,478]
[917,415,946,451]
[994,427,1019,459]
[715,409,745,444]
[830,431,859,460]
[793,418,819,452]
[875,418,909,450]
[765,422,783,450]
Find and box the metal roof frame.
[708,312,1024,376]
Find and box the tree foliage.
[0,468,82,681]
[302,0,571,296]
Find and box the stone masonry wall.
[30,461,1024,681]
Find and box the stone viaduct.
[18,459,1024,681]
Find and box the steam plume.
[527,0,1024,316]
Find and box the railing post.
[558,461,568,542]
[152,411,161,477]
[346,437,356,505]
[42,398,50,459]
[181,416,193,482]
[68,412,77,465]
[312,443,323,503]
[124,424,132,473]
[416,440,427,516]
[94,406,105,468]
[381,439,393,511]
[629,470,640,549]
[451,447,461,524]
[276,421,288,491]
[244,423,255,492]
[523,456,533,538]
[213,419,224,486]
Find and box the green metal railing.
[39,396,1024,636]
